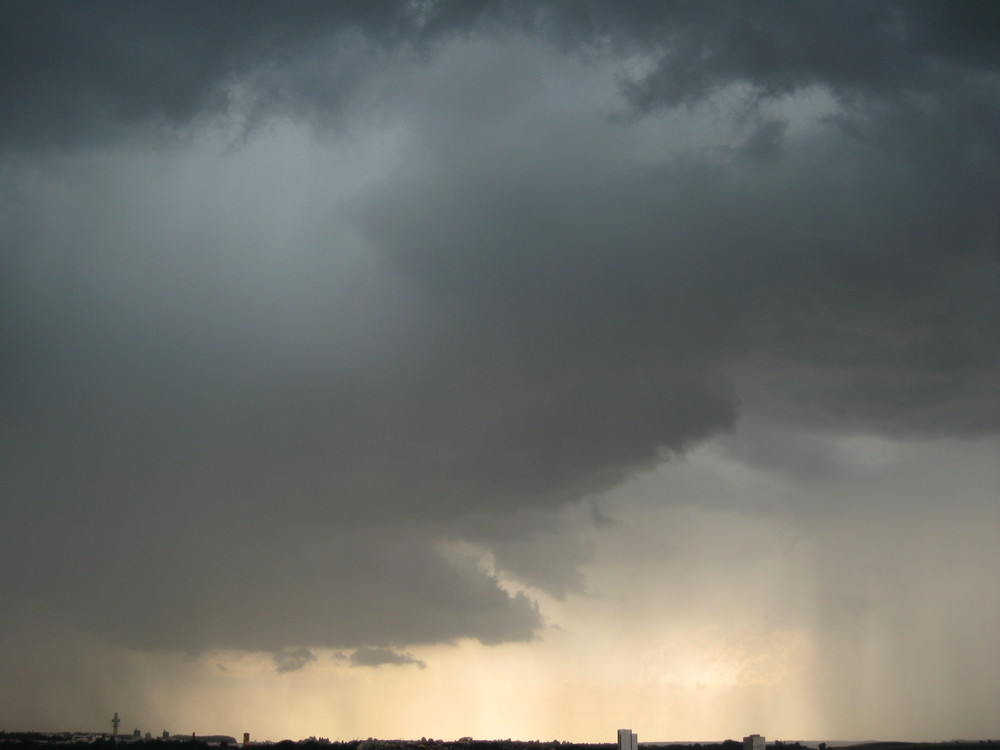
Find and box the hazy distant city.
[2,725,998,750]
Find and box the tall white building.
[618,729,638,750]
[743,735,765,750]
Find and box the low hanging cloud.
[349,647,427,670]
[273,647,318,674]
[1,1,999,663]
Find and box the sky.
[1,0,999,743]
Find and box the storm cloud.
[1,0,998,686]
[350,647,427,669]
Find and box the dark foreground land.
[1,736,998,750]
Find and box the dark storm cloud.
[0,483,542,651]
[1,0,999,658]
[356,105,999,438]
[273,647,317,674]
[3,1,999,149]
[536,1,1000,108]
[349,647,426,669]
[0,0,419,149]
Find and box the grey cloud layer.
[349,647,427,669]
[1,1,999,656]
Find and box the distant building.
[744,735,765,750]
[618,729,638,750]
